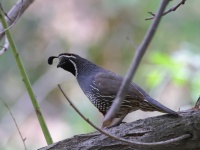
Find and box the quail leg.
[101,111,129,128]
[108,113,128,128]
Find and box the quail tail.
[132,83,178,116]
[145,96,178,116]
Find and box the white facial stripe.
[69,59,78,77]
[59,55,77,59]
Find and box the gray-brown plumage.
[48,53,177,125]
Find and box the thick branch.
[39,110,200,150]
[0,0,35,41]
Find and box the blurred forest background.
[0,0,200,150]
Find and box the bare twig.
[0,0,35,41]
[0,98,27,150]
[103,0,170,127]
[0,37,9,55]
[146,0,187,20]
[58,84,191,147]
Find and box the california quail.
[48,53,177,126]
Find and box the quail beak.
[57,63,62,68]
[57,58,65,68]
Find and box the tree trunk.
[39,110,200,150]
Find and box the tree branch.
[146,0,187,20]
[103,0,170,127]
[39,110,198,150]
[0,0,35,41]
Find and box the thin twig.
[0,98,27,150]
[103,0,170,127]
[0,36,9,55]
[146,0,187,20]
[58,84,191,147]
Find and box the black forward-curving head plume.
[48,53,81,76]
[48,53,78,65]
[48,53,102,78]
[48,56,58,65]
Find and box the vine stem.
[0,6,53,145]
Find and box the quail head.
[48,53,177,127]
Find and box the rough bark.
[39,110,200,150]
